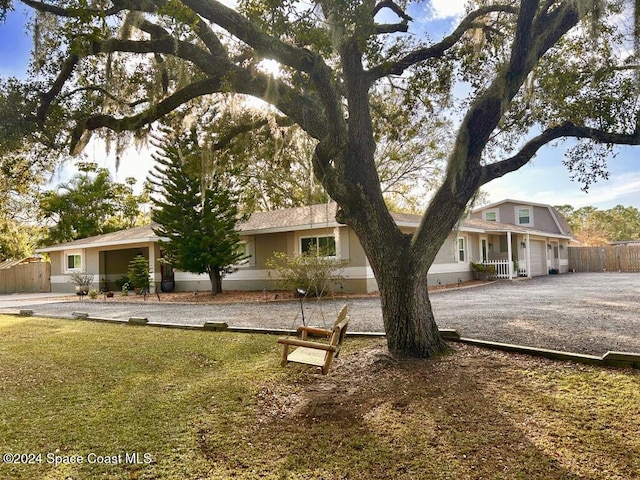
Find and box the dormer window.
[516,207,533,226]
[484,210,498,222]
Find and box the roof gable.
[472,199,573,237]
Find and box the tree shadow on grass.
[196,341,640,479]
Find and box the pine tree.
[149,129,246,295]
[127,255,150,291]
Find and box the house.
[468,199,575,276]
[36,200,574,294]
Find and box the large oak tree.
[1,0,640,357]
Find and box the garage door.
[529,240,546,276]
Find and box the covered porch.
[477,228,570,279]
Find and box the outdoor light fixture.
[521,242,526,248]
[296,288,307,326]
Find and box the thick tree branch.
[193,17,228,57]
[66,35,328,151]
[410,0,586,272]
[372,0,411,34]
[482,121,640,184]
[366,4,518,82]
[70,77,225,152]
[37,54,79,123]
[180,0,319,74]
[375,23,409,35]
[181,0,347,159]
[21,0,159,17]
[373,0,412,21]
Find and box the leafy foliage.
[556,204,640,245]
[38,162,149,245]
[266,247,349,297]
[149,128,247,294]
[0,219,38,262]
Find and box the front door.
[480,238,488,262]
[550,241,560,272]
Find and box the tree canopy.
[39,162,149,244]
[556,204,640,245]
[2,0,640,357]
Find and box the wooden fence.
[0,262,51,293]
[568,245,640,273]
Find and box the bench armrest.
[297,326,332,337]
[277,338,337,352]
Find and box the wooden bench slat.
[287,347,327,367]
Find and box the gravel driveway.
[4,272,639,356]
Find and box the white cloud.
[429,0,467,19]
[485,165,640,210]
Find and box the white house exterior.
[37,200,574,294]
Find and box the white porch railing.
[483,260,512,279]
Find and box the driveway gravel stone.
[3,272,639,356]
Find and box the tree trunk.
[208,268,223,295]
[372,249,451,357]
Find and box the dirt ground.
[95,279,486,304]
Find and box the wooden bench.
[278,305,348,375]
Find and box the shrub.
[470,262,486,273]
[115,275,130,291]
[67,271,94,286]
[266,247,348,297]
[127,255,150,291]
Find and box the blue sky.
[1,2,639,210]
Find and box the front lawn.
[0,315,638,479]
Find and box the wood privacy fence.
[568,245,640,273]
[0,262,51,293]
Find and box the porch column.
[507,230,513,280]
[148,245,157,293]
[525,233,532,278]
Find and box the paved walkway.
[2,273,639,356]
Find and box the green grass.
[0,315,639,479]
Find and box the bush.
[127,255,150,291]
[115,275,130,291]
[266,248,348,297]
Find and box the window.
[67,254,82,270]
[235,242,248,257]
[484,211,497,222]
[233,241,255,268]
[457,237,466,262]
[516,207,532,226]
[300,236,336,256]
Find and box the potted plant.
[470,262,488,280]
[484,263,496,278]
[68,271,94,296]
